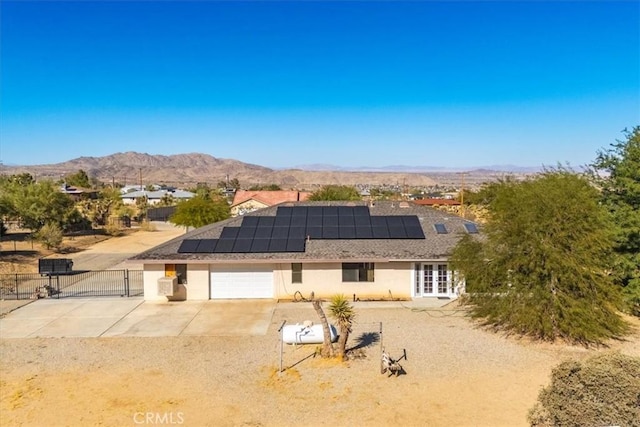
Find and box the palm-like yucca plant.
[328,294,356,359]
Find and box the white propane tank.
[282,323,338,344]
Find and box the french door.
[414,263,451,297]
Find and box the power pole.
[458,172,467,218]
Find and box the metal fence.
[0,270,143,300]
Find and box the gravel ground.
[2,302,638,427]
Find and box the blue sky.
[1,1,639,169]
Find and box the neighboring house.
[121,189,195,205]
[231,190,311,216]
[413,198,461,214]
[60,184,98,201]
[130,201,480,302]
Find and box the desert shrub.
[104,223,123,237]
[34,222,63,250]
[529,352,640,427]
[140,220,156,232]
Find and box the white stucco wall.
[273,262,413,301]
[142,264,167,301]
[184,264,210,300]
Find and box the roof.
[231,190,311,208]
[413,199,461,206]
[132,201,480,263]
[122,189,194,200]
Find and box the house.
[413,198,462,214]
[231,190,311,216]
[60,184,98,201]
[121,189,195,205]
[130,201,480,302]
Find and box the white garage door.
[210,265,274,299]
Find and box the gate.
[0,270,143,300]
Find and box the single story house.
[231,190,311,216]
[121,189,195,205]
[130,201,480,302]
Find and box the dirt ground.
[1,225,639,426]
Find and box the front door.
[414,263,451,297]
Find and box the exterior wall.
[185,264,210,300]
[273,262,413,301]
[231,200,269,217]
[143,263,210,301]
[143,264,167,301]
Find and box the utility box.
[38,258,73,275]
[157,276,178,297]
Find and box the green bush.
[35,222,64,250]
[529,352,640,427]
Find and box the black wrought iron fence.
[0,270,143,300]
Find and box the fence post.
[56,275,61,299]
[15,273,19,300]
[125,270,130,297]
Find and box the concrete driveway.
[0,298,275,338]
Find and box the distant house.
[130,201,481,302]
[413,198,461,214]
[231,190,311,216]
[121,189,195,205]
[60,184,98,201]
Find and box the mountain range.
[1,152,538,189]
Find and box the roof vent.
[434,223,448,234]
[399,202,410,208]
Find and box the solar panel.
[257,216,275,227]
[238,227,256,239]
[307,216,323,227]
[434,223,448,234]
[370,216,387,227]
[405,226,425,239]
[269,239,288,252]
[177,239,200,253]
[307,227,323,239]
[353,206,370,216]
[401,216,421,228]
[286,238,305,252]
[220,227,240,239]
[339,216,355,227]
[388,226,407,238]
[338,206,354,217]
[308,206,324,216]
[322,227,340,239]
[372,226,390,238]
[196,239,217,253]
[464,223,479,234]
[254,227,273,238]
[339,227,356,239]
[277,206,293,217]
[250,239,270,252]
[354,215,371,226]
[386,216,404,227]
[274,216,291,227]
[355,227,373,239]
[323,216,339,227]
[241,216,260,227]
[291,206,308,217]
[290,216,307,227]
[213,238,235,252]
[288,226,306,239]
[272,227,289,239]
[232,238,253,253]
[323,206,338,216]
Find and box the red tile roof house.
[231,190,311,216]
[131,201,480,302]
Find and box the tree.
[308,185,361,201]
[450,170,628,344]
[35,222,64,250]
[528,352,640,426]
[248,184,282,191]
[311,298,335,358]
[11,180,75,231]
[169,195,230,229]
[64,169,91,188]
[589,127,640,316]
[217,178,240,190]
[328,294,356,360]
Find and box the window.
[342,263,375,282]
[165,264,187,284]
[292,263,302,284]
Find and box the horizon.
[1,1,639,168]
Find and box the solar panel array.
[178,206,426,254]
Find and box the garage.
[210,265,274,299]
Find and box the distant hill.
[1,152,536,189]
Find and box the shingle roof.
[130,201,480,263]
